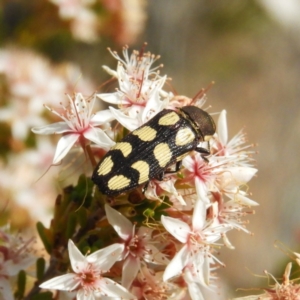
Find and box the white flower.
[212,110,255,167]
[103,46,163,81]
[131,266,177,300]
[40,240,134,300]
[105,204,169,289]
[98,47,168,131]
[0,225,36,300]
[32,93,115,164]
[144,176,186,206]
[161,200,230,283]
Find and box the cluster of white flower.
[0,48,95,141]
[0,48,96,224]
[34,46,258,299]
[0,225,36,300]
[49,0,146,44]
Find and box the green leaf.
[36,222,52,254]
[15,270,26,299]
[31,291,53,300]
[36,257,46,281]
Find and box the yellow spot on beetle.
[158,112,180,126]
[204,135,213,141]
[175,127,195,146]
[154,143,172,167]
[97,156,114,176]
[131,161,150,184]
[132,126,157,141]
[108,175,131,190]
[111,142,132,157]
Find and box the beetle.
[92,106,216,196]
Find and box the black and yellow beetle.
[92,106,216,196]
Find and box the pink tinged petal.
[122,255,140,289]
[83,127,115,148]
[163,245,190,281]
[217,110,228,145]
[192,200,207,231]
[0,277,14,300]
[109,106,140,131]
[90,109,115,125]
[97,92,120,104]
[53,134,79,164]
[87,243,124,271]
[68,240,86,272]
[39,273,79,291]
[161,215,189,243]
[105,204,133,240]
[95,277,134,298]
[32,122,71,135]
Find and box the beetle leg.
[195,146,210,162]
[142,181,149,193]
[157,161,182,181]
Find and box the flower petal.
[40,273,79,291]
[97,92,120,104]
[109,106,140,131]
[161,215,189,243]
[90,109,115,125]
[32,122,71,135]
[143,243,169,265]
[102,65,118,77]
[77,289,95,300]
[182,155,194,172]
[235,193,259,206]
[195,177,210,203]
[184,270,205,300]
[217,110,228,145]
[68,240,86,272]
[122,255,140,289]
[163,245,189,281]
[95,277,134,298]
[192,199,207,231]
[105,204,133,241]
[83,127,115,148]
[0,277,14,300]
[53,134,79,164]
[87,243,124,271]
